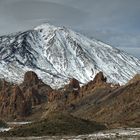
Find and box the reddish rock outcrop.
[63,78,80,101]
[93,72,107,83]
[23,71,40,86]
[0,84,28,118]
[0,71,53,120]
[69,78,80,90]
[10,85,31,117]
[80,72,108,95]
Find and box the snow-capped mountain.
[0,23,140,88]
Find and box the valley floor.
[0,128,140,140]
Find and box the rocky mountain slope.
[0,71,139,129]
[67,73,140,128]
[0,23,140,88]
[42,72,140,128]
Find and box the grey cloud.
[1,0,88,25]
[0,0,88,35]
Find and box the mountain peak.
[0,23,140,88]
[34,23,58,31]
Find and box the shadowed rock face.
[23,71,39,86]
[10,85,31,117]
[0,85,27,119]
[0,71,52,120]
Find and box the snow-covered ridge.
[0,23,140,88]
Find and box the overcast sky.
[0,0,140,58]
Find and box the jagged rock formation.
[0,71,52,120]
[47,78,81,103]
[43,72,112,116]
[80,72,110,96]
[44,72,140,128]
[93,72,107,83]
[0,71,139,129]
[71,74,140,128]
